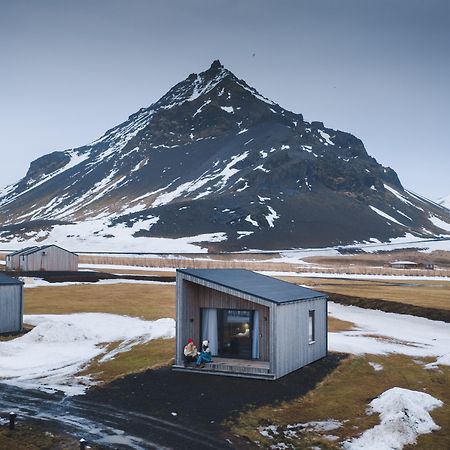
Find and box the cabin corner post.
[269,304,277,378]
[19,284,24,331]
[175,271,184,366]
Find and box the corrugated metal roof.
[0,273,23,286]
[178,269,325,304]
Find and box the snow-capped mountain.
[1,60,449,252]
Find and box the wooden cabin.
[6,245,78,272]
[0,273,24,334]
[173,269,328,380]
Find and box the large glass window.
[217,309,253,359]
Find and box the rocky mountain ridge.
[0,60,449,252]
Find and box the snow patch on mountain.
[428,215,450,233]
[369,206,405,226]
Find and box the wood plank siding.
[7,246,78,271]
[272,296,327,378]
[176,272,271,365]
[0,285,23,333]
[175,269,328,380]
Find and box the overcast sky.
[1,0,449,200]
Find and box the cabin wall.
[176,273,271,365]
[0,285,23,333]
[273,297,327,379]
[22,247,78,271]
[6,254,21,270]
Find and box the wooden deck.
[173,358,275,380]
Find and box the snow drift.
[344,387,443,450]
[0,313,175,395]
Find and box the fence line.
[79,255,450,278]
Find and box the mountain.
[1,60,449,252]
[438,194,450,211]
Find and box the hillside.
[0,61,449,252]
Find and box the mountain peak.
[1,61,449,251]
[209,59,224,71]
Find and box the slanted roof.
[178,269,325,304]
[8,246,39,257]
[12,245,77,257]
[390,260,417,265]
[0,273,23,286]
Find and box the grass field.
[228,354,450,449]
[2,264,449,448]
[24,283,176,320]
[279,276,450,311]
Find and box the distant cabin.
[389,261,418,269]
[174,269,328,380]
[0,273,23,334]
[6,245,79,272]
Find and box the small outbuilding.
[6,245,78,272]
[389,260,418,269]
[0,273,24,334]
[173,269,328,380]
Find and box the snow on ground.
[272,235,450,263]
[0,313,175,395]
[288,271,450,281]
[328,302,450,366]
[258,420,342,446]
[368,362,384,371]
[343,387,443,450]
[0,218,228,252]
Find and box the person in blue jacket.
[196,340,212,368]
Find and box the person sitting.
[196,340,212,368]
[183,338,198,366]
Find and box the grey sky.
[1,0,449,199]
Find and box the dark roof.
[177,269,325,304]
[9,245,77,257]
[0,273,23,286]
[8,246,39,257]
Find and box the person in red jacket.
[183,338,198,366]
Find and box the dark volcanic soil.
[85,353,346,448]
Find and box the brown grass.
[80,254,299,272]
[24,283,176,320]
[80,338,175,384]
[230,354,450,449]
[79,252,450,277]
[0,324,33,341]
[94,268,175,277]
[22,283,176,386]
[278,276,450,311]
[11,270,450,448]
[304,249,450,269]
[0,421,103,450]
[328,317,355,332]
